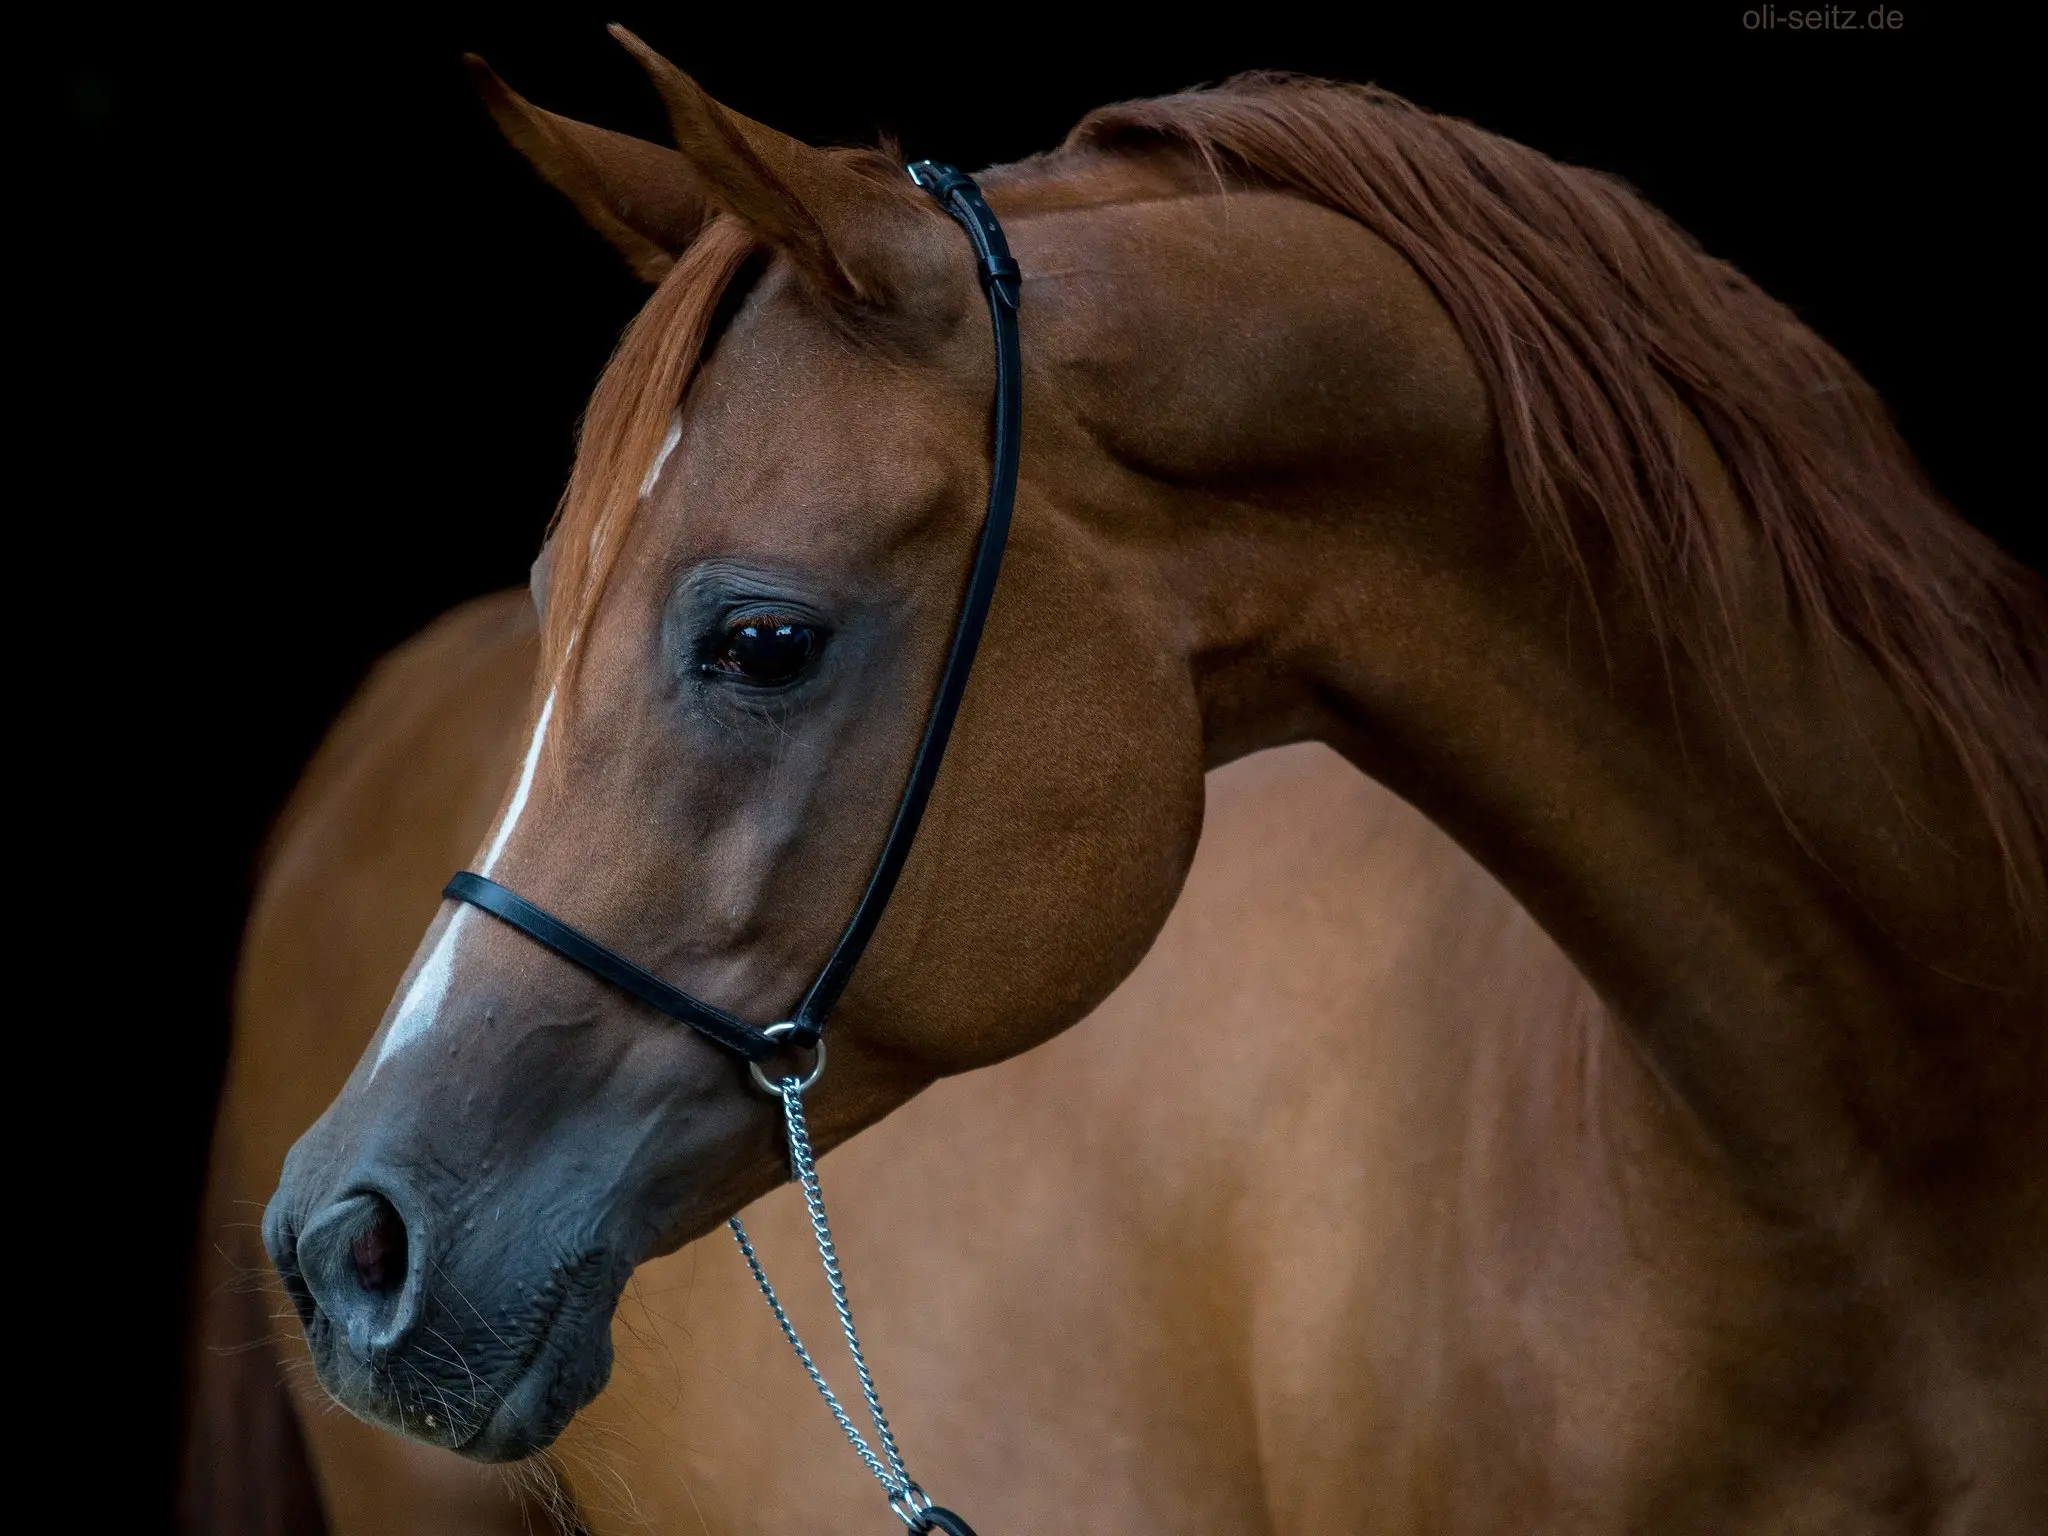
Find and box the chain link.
[729,1075,933,1527]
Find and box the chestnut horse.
[200,32,2047,1534]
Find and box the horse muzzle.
[263,1157,624,1460]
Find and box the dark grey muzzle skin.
[262,957,777,1460]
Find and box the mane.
[1066,75,2048,926]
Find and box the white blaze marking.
[480,687,555,878]
[371,688,557,1073]
[641,411,683,500]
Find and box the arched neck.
[1017,185,2043,1211]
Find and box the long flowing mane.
[548,78,2046,924]
[1066,76,2046,924]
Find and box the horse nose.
[290,1190,423,1361]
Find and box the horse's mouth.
[449,1297,616,1462]
[290,1244,622,1461]
[452,1338,584,1462]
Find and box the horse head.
[263,32,1207,1459]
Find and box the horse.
[196,30,2047,1533]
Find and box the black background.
[43,7,2032,1525]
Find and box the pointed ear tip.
[463,56,556,154]
[608,23,694,88]
[461,53,513,103]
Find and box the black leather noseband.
[444,162,1022,1067]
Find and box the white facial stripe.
[371,907,470,1076]
[371,687,557,1074]
[641,410,683,500]
[481,687,556,877]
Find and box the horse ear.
[609,27,939,307]
[465,55,712,284]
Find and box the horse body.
[225,42,2045,1533]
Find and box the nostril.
[262,1201,319,1331]
[350,1197,408,1294]
[277,1244,319,1330]
[294,1189,424,1360]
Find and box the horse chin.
[454,1317,616,1463]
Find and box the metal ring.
[888,1484,933,1529]
[749,1022,826,1097]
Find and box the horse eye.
[706,616,818,685]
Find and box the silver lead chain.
[729,1076,937,1531]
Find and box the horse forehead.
[677,287,974,499]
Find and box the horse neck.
[1022,188,2044,1223]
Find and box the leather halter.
[444,162,1022,1067]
